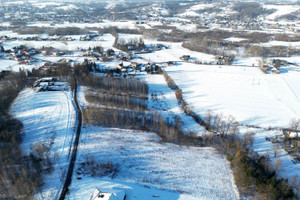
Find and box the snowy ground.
[146,74,206,136]
[28,20,138,30]
[11,88,76,199]
[1,33,117,52]
[67,126,239,200]
[259,41,300,49]
[118,33,143,43]
[136,38,300,128]
[163,63,300,129]
[141,40,215,64]
[232,57,261,66]
[264,4,300,21]
[240,127,300,190]
[0,59,45,72]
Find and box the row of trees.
[114,36,146,52]
[84,107,196,145]
[85,91,147,111]
[247,45,299,57]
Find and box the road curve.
[58,74,82,200]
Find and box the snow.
[176,24,198,32]
[0,59,19,71]
[148,21,163,27]
[0,59,43,72]
[164,63,300,128]
[232,57,261,66]
[224,37,248,42]
[146,74,206,136]
[68,126,240,200]
[31,2,62,9]
[3,1,24,5]
[0,30,38,38]
[141,41,215,63]
[264,5,300,21]
[94,33,118,51]
[34,55,88,63]
[260,40,300,49]
[11,88,76,199]
[56,5,78,10]
[105,0,125,10]
[28,20,138,30]
[178,3,215,17]
[190,4,215,11]
[70,177,180,200]
[2,33,117,52]
[240,127,300,188]
[178,11,200,17]
[78,86,89,108]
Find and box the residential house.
[130,62,137,69]
[90,188,125,200]
[116,62,123,70]
[283,129,299,139]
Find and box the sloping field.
[68,126,239,200]
[165,63,300,128]
[11,88,76,199]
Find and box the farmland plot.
[11,88,76,199]
[68,126,240,200]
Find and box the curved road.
[58,74,82,200]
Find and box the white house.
[90,188,125,200]
[283,129,300,139]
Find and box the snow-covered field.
[141,40,215,63]
[224,37,248,42]
[232,57,261,66]
[118,33,143,43]
[68,126,239,200]
[0,30,39,38]
[178,3,214,17]
[11,88,76,199]
[28,20,138,29]
[264,5,300,21]
[0,59,19,71]
[1,33,117,52]
[146,74,206,136]
[0,59,44,72]
[164,63,300,128]
[260,41,300,49]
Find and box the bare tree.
[204,109,213,130]
[289,118,300,130]
[274,158,283,173]
[272,143,281,158]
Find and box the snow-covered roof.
[90,188,125,200]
